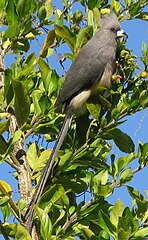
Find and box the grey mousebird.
[24,12,126,232]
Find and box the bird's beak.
[117,29,128,39]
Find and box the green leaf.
[0,136,7,155]
[0,196,10,207]
[127,186,146,201]
[142,41,147,56]
[110,199,125,227]
[38,94,51,114]
[17,199,26,215]
[13,81,30,127]
[27,142,38,170]
[88,0,100,10]
[4,223,31,240]
[0,119,10,135]
[48,70,59,97]
[12,130,22,143]
[12,39,30,52]
[86,96,101,120]
[24,53,36,67]
[6,0,18,25]
[55,25,76,52]
[35,206,53,240]
[120,168,133,184]
[75,26,93,50]
[40,30,56,58]
[33,149,51,173]
[96,184,113,197]
[98,210,116,237]
[118,207,135,239]
[78,226,95,239]
[45,0,53,19]
[38,6,47,20]
[39,184,66,209]
[58,149,72,169]
[1,205,10,222]
[111,0,122,14]
[38,57,52,92]
[132,228,148,239]
[4,69,14,105]
[114,153,135,178]
[73,10,83,24]
[31,89,42,114]
[103,128,135,153]
[138,142,148,166]
[88,10,94,27]
[16,0,35,17]
[64,53,74,61]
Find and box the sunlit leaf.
[0,119,10,135]
[4,223,31,240]
[35,206,53,239]
[120,168,133,184]
[55,25,76,52]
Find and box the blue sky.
[0,1,148,236]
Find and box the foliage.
[0,0,148,239]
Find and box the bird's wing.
[55,39,106,106]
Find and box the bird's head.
[100,12,127,40]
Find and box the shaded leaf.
[6,0,18,25]
[16,0,35,17]
[13,81,30,127]
[102,128,135,153]
[88,0,100,10]
[75,26,93,51]
[39,184,66,209]
[40,30,56,58]
[98,210,116,237]
[0,136,7,155]
[38,6,47,20]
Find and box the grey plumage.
[24,12,124,232]
[55,12,121,111]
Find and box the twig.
[60,0,76,17]
[63,199,94,231]
[5,158,20,171]
[111,162,148,189]
[25,118,44,139]
[9,153,21,168]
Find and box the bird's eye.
[111,27,116,32]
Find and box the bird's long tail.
[24,113,73,232]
